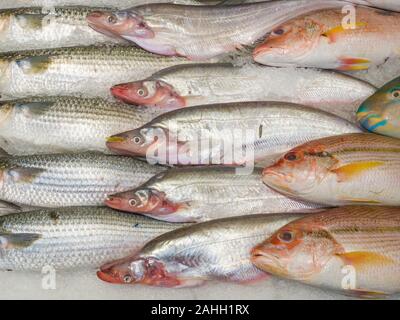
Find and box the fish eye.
[273,28,285,36]
[129,198,138,207]
[392,90,400,98]
[137,88,146,97]
[123,274,133,283]
[133,136,142,144]
[277,231,295,243]
[108,14,117,24]
[284,152,298,161]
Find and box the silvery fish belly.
[0,45,201,100]
[262,133,400,206]
[0,153,164,207]
[0,96,163,155]
[106,167,325,222]
[86,1,346,60]
[107,102,361,166]
[0,207,182,271]
[112,64,376,122]
[251,207,400,296]
[0,7,124,52]
[97,213,306,287]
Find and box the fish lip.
[104,195,122,209]
[251,248,281,271]
[110,85,134,104]
[97,270,123,284]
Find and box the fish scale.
[0,96,164,155]
[0,153,165,207]
[0,207,183,270]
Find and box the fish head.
[106,187,175,216]
[106,126,164,157]
[251,220,339,280]
[98,256,185,288]
[87,9,154,40]
[253,18,322,67]
[111,80,185,109]
[262,144,337,197]
[357,76,400,137]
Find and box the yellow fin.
[339,198,381,204]
[323,22,367,43]
[346,289,388,299]
[332,161,384,182]
[337,251,395,271]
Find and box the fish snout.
[104,195,123,209]
[111,83,136,104]
[97,270,124,284]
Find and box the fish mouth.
[104,195,123,209]
[97,270,123,284]
[251,247,283,273]
[86,11,121,39]
[110,84,136,104]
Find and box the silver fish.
[97,213,307,287]
[111,64,376,122]
[86,1,346,60]
[0,96,164,155]
[107,102,362,166]
[0,45,208,100]
[0,207,184,271]
[106,167,324,222]
[0,7,125,52]
[0,152,164,207]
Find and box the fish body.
[106,102,361,166]
[0,207,182,271]
[0,96,163,155]
[86,1,346,60]
[97,213,306,287]
[0,153,164,207]
[105,167,324,222]
[252,206,400,296]
[0,45,203,100]
[0,7,124,52]
[253,7,400,70]
[262,133,400,206]
[357,76,400,138]
[111,64,376,122]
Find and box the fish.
[356,0,400,11]
[111,64,376,122]
[253,6,400,70]
[97,213,306,287]
[357,76,400,139]
[251,206,400,296]
[106,102,361,166]
[0,152,164,208]
[0,206,183,271]
[86,1,346,60]
[0,96,164,155]
[0,45,208,100]
[105,167,325,222]
[262,133,400,206]
[0,6,125,52]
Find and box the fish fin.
[16,55,51,74]
[345,289,388,299]
[6,167,45,183]
[0,200,22,216]
[16,101,55,117]
[15,14,46,29]
[338,57,371,71]
[331,161,384,182]
[322,22,367,43]
[337,251,395,271]
[339,198,381,204]
[0,233,41,249]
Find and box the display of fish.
[262,133,400,206]
[251,206,400,296]
[0,7,125,52]
[357,76,400,139]
[111,64,375,122]
[106,102,361,166]
[86,1,345,60]
[0,45,205,100]
[0,96,164,155]
[105,167,324,222]
[0,152,164,207]
[0,206,183,271]
[253,7,400,70]
[97,213,306,287]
